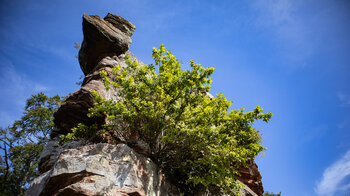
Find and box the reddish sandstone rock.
[236,159,264,196]
[79,13,135,75]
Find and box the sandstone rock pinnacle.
[27,13,262,196]
[78,13,135,75]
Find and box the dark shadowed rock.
[53,88,98,134]
[53,52,141,136]
[79,13,135,75]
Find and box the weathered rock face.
[28,13,263,196]
[79,13,135,76]
[54,13,138,136]
[26,143,180,196]
[28,140,259,196]
[53,52,139,136]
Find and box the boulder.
[79,13,135,75]
[37,139,87,174]
[26,143,180,196]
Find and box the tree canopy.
[64,44,272,195]
[0,93,62,196]
[263,191,282,196]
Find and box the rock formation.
[27,141,180,196]
[26,13,263,196]
[236,160,264,196]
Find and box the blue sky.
[0,0,349,195]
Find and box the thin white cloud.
[295,124,328,149]
[337,117,350,129]
[252,0,314,69]
[337,92,350,107]
[0,58,50,127]
[0,64,49,102]
[253,0,294,26]
[315,150,350,196]
[340,182,350,191]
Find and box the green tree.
[0,93,62,196]
[64,44,272,195]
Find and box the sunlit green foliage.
[264,191,282,196]
[67,44,272,195]
[0,93,62,196]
